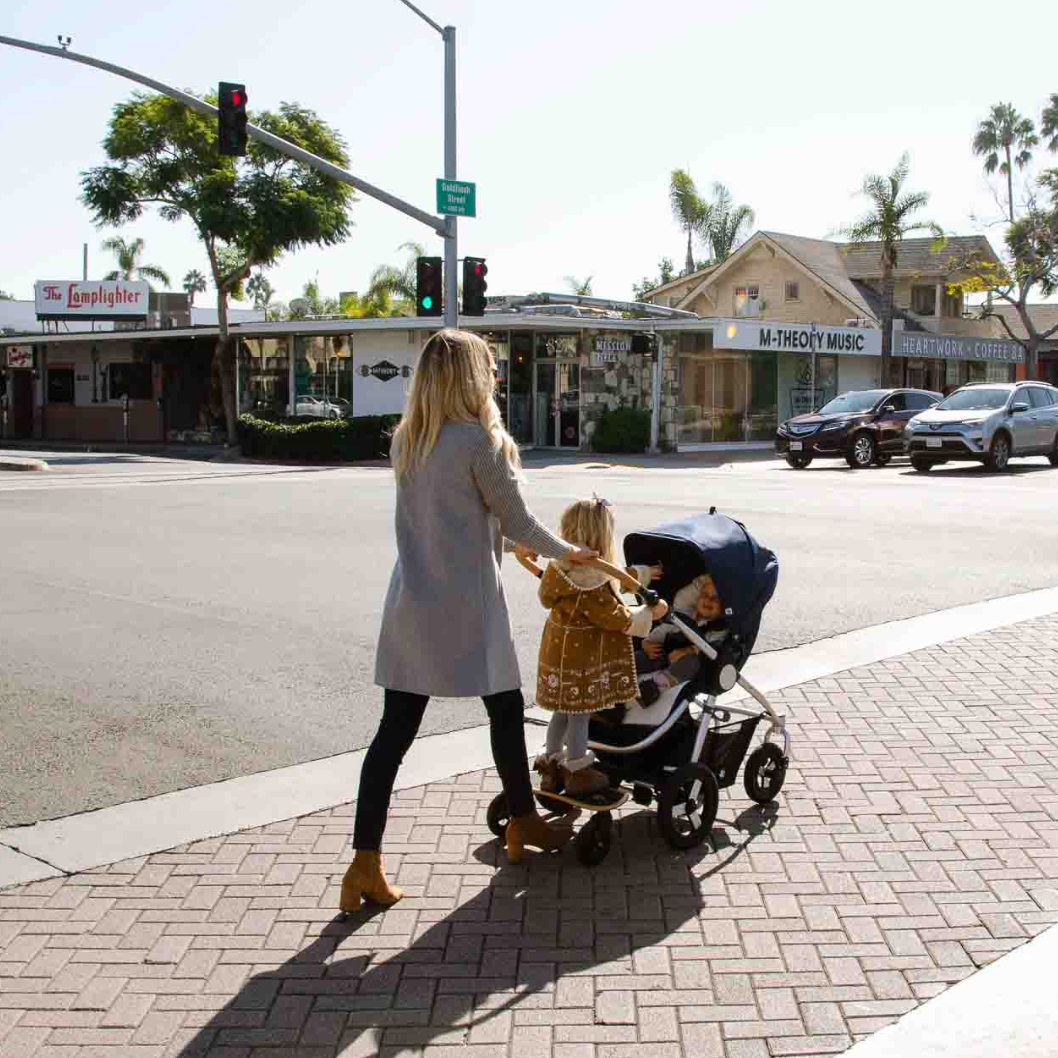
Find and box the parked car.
[295,396,342,420]
[903,381,1058,472]
[775,388,941,469]
[328,397,352,418]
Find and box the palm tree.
[564,275,593,296]
[838,153,943,382]
[1042,93,1058,155]
[246,272,274,310]
[972,103,1039,224]
[366,241,426,311]
[707,183,755,262]
[669,170,710,276]
[182,269,207,307]
[101,236,171,289]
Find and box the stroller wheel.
[743,744,788,804]
[658,764,719,850]
[486,793,511,839]
[576,812,612,867]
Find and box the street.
[1,450,1056,828]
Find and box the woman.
[340,329,592,913]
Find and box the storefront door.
[11,371,33,438]
[534,361,580,448]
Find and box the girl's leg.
[352,689,429,851]
[544,711,569,759]
[561,714,609,796]
[482,688,535,818]
[563,714,592,766]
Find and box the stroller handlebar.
[513,552,658,606]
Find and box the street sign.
[436,179,476,218]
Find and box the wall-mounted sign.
[716,320,882,356]
[359,360,401,381]
[34,280,149,321]
[6,346,33,369]
[893,331,1025,363]
[591,336,630,367]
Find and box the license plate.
[926,437,942,448]
[789,441,803,451]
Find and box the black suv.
[775,388,941,469]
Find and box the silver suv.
[904,381,1058,472]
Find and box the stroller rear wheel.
[576,812,613,867]
[486,793,511,839]
[744,743,788,804]
[657,763,719,850]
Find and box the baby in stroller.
[635,573,730,707]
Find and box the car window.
[818,391,888,414]
[905,392,934,410]
[1028,387,1054,408]
[883,393,908,412]
[937,388,1010,411]
[1012,389,1034,408]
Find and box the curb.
[0,457,47,471]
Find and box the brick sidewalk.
[2,616,1057,1058]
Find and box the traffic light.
[218,82,249,157]
[416,256,443,317]
[462,257,488,316]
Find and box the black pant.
[353,687,535,850]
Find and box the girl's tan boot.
[339,850,402,912]
[506,812,573,864]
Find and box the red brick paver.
[2,616,1057,1057]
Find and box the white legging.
[545,711,591,763]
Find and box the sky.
[2,0,1057,311]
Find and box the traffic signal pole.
[0,33,449,239]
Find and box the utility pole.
[395,2,458,327]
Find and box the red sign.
[34,280,149,321]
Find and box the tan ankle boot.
[506,812,573,864]
[563,766,609,799]
[339,850,402,912]
[533,755,565,794]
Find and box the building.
[989,304,1058,387]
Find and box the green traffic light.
[422,296,433,310]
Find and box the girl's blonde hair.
[392,329,521,481]
[559,499,617,566]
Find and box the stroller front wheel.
[658,764,719,850]
[576,812,613,867]
[744,743,788,804]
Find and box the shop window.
[942,289,962,318]
[911,285,937,315]
[784,281,800,302]
[47,367,75,404]
[109,361,153,401]
[734,285,761,317]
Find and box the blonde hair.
[392,329,521,481]
[559,499,617,566]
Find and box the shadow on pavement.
[172,801,779,1056]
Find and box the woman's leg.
[353,689,429,851]
[482,688,535,818]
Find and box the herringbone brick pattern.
[2,616,1057,1057]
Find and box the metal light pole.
[396,1,458,328]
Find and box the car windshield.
[937,388,1009,411]
[818,391,886,415]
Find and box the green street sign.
[436,179,476,218]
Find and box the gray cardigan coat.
[374,423,573,697]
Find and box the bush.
[237,414,399,461]
[590,405,651,453]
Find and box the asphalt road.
[2,449,1057,826]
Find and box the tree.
[0,291,13,300]
[946,177,1058,379]
[246,271,275,310]
[101,235,171,289]
[365,241,425,313]
[707,183,755,262]
[632,257,676,301]
[1043,93,1058,154]
[837,152,943,381]
[564,275,593,296]
[669,170,710,276]
[290,279,339,318]
[182,269,207,307]
[973,103,1039,224]
[81,91,354,443]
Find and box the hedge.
[237,414,399,461]
[590,405,651,454]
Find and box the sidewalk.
[1,614,1056,1057]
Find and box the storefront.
[668,320,882,448]
[892,331,1022,393]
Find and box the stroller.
[487,509,788,866]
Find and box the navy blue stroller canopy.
[623,511,778,662]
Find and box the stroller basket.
[702,714,761,789]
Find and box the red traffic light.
[231,91,243,107]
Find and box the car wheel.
[1049,433,1058,468]
[873,452,892,467]
[910,456,933,473]
[846,432,875,468]
[984,433,1011,472]
[785,454,812,469]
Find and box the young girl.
[534,497,668,798]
